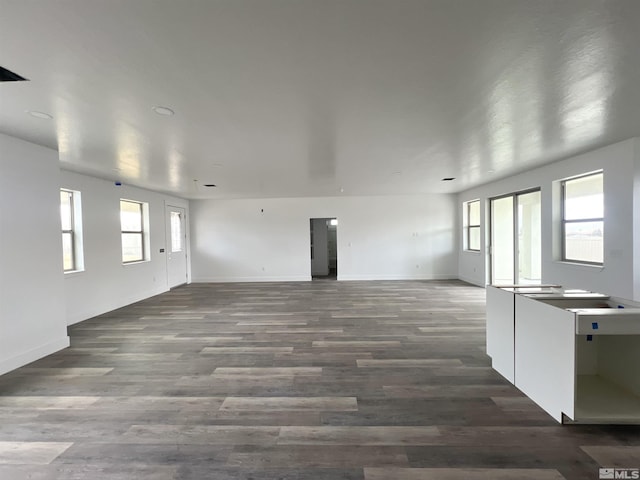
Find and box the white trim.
[0,337,70,376]
[63,269,85,276]
[67,286,169,325]
[192,275,311,283]
[122,260,151,266]
[337,274,457,281]
[554,260,605,270]
[457,274,485,287]
[193,274,459,283]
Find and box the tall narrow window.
[465,200,481,251]
[120,199,146,263]
[562,171,603,264]
[170,211,183,252]
[60,190,75,271]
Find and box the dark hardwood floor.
[0,280,638,479]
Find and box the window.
[60,189,83,272]
[120,199,148,263]
[170,211,183,252]
[490,190,541,285]
[561,171,603,264]
[60,190,75,271]
[464,200,481,251]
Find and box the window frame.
[464,199,481,252]
[561,171,604,266]
[120,199,147,264]
[488,188,542,285]
[61,189,76,272]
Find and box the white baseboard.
[192,275,312,283]
[457,274,485,287]
[193,274,461,283]
[0,336,70,376]
[66,286,169,326]
[337,274,457,281]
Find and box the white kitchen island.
[486,285,640,424]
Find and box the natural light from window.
[562,172,603,264]
[120,199,146,263]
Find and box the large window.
[120,199,148,263]
[562,171,603,264]
[464,200,481,251]
[60,189,83,272]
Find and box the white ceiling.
[1,0,640,199]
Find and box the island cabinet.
[486,285,565,383]
[486,285,640,424]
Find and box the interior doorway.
[310,218,337,279]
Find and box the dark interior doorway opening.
[310,218,337,280]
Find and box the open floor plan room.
[0,280,638,480]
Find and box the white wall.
[60,171,190,325]
[191,194,458,282]
[0,134,69,375]
[458,138,640,301]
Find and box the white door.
[166,205,188,288]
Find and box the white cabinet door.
[515,295,576,422]
[486,286,516,383]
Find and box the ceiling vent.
[0,66,28,82]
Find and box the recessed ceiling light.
[203,184,216,187]
[26,110,52,119]
[442,177,456,181]
[152,106,174,116]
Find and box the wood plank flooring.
[0,280,638,479]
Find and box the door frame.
[489,188,541,285]
[165,202,191,288]
[309,217,338,279]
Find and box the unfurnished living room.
[1,1,640,479]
